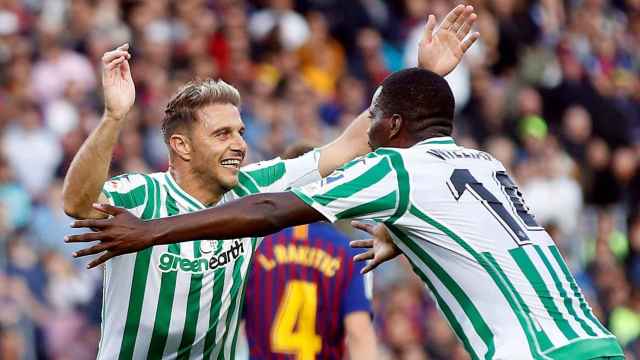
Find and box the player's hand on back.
[418,4,479,76]
[350,221,401,274]
[65,203,154,268]
[102,43,135,121]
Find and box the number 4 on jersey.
[271,281,322,360]
[448,169,540,246]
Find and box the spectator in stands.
[0,0,639,357]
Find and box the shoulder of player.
[339,149,396,170]
[422,145,498,162]
[105,172,150,189]
[103,172,171,201]
[239,156,284,174]
[234,157,288,194]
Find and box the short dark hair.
[162,79,241,143]
[376,68,455,136]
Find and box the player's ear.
[389,114,403,139]
[169,134,192,161]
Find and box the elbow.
[344,312,377,359]
[256,210,285,237]
[61,182,74,213]
[241,192,312,238]
[62,193,78,218]
[62,190,87,219]
[250,196,291,236]
[346,331,377,360]
[63,201,82,219]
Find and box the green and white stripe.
[293,137,623,359]
[96,150,321,359]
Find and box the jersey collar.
[417,136,457,146]
[164,172,206,211]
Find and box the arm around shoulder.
[317,111,372,178]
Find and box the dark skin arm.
[66,192,324,268]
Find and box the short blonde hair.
[162,79,241,143]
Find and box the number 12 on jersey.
[447,169,540,246]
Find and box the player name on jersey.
[255,243,341,277]
[427,148,493,161]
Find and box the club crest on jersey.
[200,240,219,254]
[157,240,245,273]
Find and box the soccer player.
[62,5,478,359]
[243,144,375,360]
[68,68,625,359]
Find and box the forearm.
[318,111,371,177]
[62,113,123,218]
[152,192,322,245]
[345,312,377,360]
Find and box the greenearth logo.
[158,240,245,273]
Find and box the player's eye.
[215,129,230,140]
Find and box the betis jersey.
[292,137,623,360]
[244,223,371,360]
[96,150,321,360]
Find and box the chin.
[220,175,239,191]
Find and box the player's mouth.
[220,158,242,170]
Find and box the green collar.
[417,136,456,146]
[164,172,206,210]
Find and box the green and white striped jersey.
[97,150,321,360]
[292,137,623,360]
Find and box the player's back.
[243,223,369,360]
[386,137,622,360]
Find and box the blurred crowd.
[0,0,639,359]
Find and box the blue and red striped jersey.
[243,223,371,360]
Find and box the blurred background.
[0,0,639,359]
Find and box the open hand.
[102,43,135,120]
[350,221,401,274]
[418,4,479,76]
[65,203,154,268]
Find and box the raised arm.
[316,4,478,177]
[62,44,135,219]
[317,111,371,177]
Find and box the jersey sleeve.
[101,173,149,218]
[341,260,373,317]
[290,152,400,223]
[237,149,321,195]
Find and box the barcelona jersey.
[243,223,371,360]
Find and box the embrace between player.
[63,5,480,360]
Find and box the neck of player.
[169,164,224,207]
[388,128,452,149]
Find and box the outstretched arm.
[67,147,401,268]
[66,192,323,268]
[62,44,135,219]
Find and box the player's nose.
[230,134,247,156]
